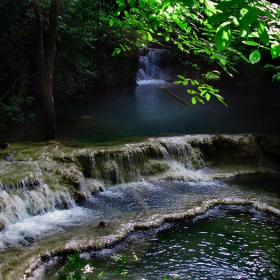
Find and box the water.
[2,82,280,143]
[23,175,280,280]
[37,205,280,280]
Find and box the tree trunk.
[33,0,60,140]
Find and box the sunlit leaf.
[242,40,259,46]
[191,97,197,104]
[206,93,211,100]
[109,18,114,27]
[215,22,232,51]
[147,32,153,41]
[188,89,196,94]
[162,1,171,12]
[271,44,280,58]
[249,50,261,64]
[177,75,185,79]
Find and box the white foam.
[0,207,97,249]
[137,79,167,85]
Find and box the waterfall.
[0,134,279,279]
[137,48,172,83]
[77,136,206,186]
[0,179,75,228]
[0,135,266,252]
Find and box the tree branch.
[161,85,190,107]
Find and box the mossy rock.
[142,161,169,176]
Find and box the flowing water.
[0,174,277,279]
[38,205,280,280]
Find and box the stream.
[0,174,280,279]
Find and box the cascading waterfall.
[0,136,206,238]
[137,48,175,83]
[0,181,75,228]
[0,134,279,279]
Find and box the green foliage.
[174,72,228,106]
[57,253,103,280]
[0,1,36,129]
[56,252,183,280]
[110,0,280,105]
[0,0,139,130]
[264,64,280,82]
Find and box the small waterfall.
[0,177,75,231]
[77,137,205,186]
[137,48,172,83]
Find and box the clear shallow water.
[2,83,280,143]
[38,205,280,280]
[22,175,280,280]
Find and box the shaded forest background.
[0,0,141,130]
[0,0,279,133]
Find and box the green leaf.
[152,21,158,31]
[128,0,136,7]
[215,22,232,51]
[191,97,197,104]
[109,18,114,27]
[271,44,280,59]
[147,32,153,41]
[207,12,231,24]
[141,11,148,18]
[197,96,205,104]
[241,9,257,27]
[173,81,183,84]
[183,0,194,8]
[257,22,269,46]
[205,93,211,101]
[249,50,261,64]
[240,26,251,38]
[139,0,145,9]
[188,89,196,94]
[162,1,171,12]
[177,75,185,79]
[114,4,125,16]
[112,48,121,56]
[242,40,259,46]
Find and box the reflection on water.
[2,83,280,143]
[38,205,280,280]
[21,174,280,280]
